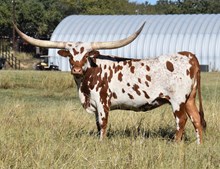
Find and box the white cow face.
[58,42,95,75]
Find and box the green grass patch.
[0,70,219,168]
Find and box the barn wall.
[48,15,220,71]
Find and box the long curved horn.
[13,23,66,49]
[91,22,145,50]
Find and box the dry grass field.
[0,70,219,169]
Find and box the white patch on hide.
[176,117,180,131]
[195,129,201,144]
[65,42,92,62]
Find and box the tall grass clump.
[0,71,219,169]
[14,51,33,60]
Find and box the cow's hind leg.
[185,87,203,144]
[173,103,188,142]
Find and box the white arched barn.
[48,15,220,71]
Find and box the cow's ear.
[88,51,100,58]
[58,49,71,57]
[88,57,97,67]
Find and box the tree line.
[1,0,220,38]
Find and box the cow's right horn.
[91,22,145,50]
[13,23,66,49]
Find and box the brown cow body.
[69,50,206,143]
[14,23,206,144]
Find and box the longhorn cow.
[14,22,206,144]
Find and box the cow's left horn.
[13,23,66,49]
[91,22,145,50]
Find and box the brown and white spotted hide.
[58,47,206,144]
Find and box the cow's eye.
[69,59,74,65]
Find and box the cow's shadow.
[73,119,191,142]
[107,125,176,141]
[84,125,190,142]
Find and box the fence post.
[0,40,1,57]
[12,54,13,68]
[8,53,11,66]
[3,44,5,58]
[4,49,6,60]
[6,46,8,56]
[15,57,17,69]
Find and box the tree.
[1,0,219,40]
[38,0,65,37]
[60,0,142,15]
[16,0,45,36]
[0,0,66,38]
[153,0,180,14]
[0,0,13,37]
[202,0,220,13]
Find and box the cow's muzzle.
[71,67,83,75]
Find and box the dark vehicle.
[0,58,6,69]
[35,55,59,71]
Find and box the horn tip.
[136,21,146,35]
[140,21,146,30]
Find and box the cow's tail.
[197,70,207,131]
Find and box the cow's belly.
[110,95,167,111]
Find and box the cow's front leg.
[95,104,109,140]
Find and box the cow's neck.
[72,53,133,90]
[73,75,83,90]
[72,55,95,89]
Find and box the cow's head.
[57,42,95,75]
[14,22,145,75]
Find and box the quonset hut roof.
[48,15,220,71]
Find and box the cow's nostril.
[74,68,81,72]
[72,67,83,75]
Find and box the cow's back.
[94,53,196,111]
